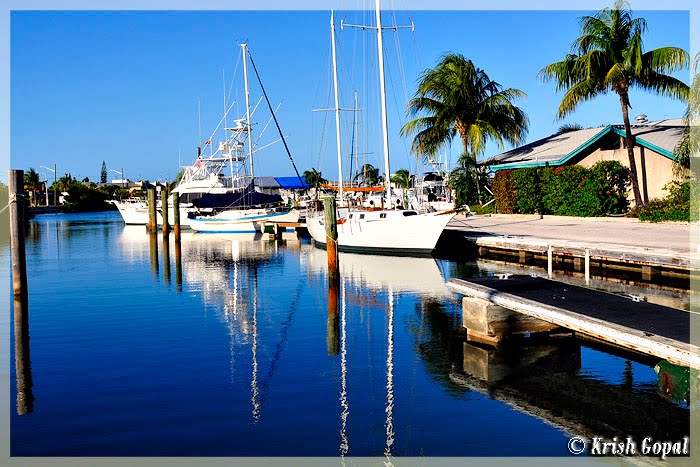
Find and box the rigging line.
[247,51,304,187]
[258,278,305,405]
[253,101,283,149]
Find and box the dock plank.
[447,276,699,368]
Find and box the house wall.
[575,137,677,202]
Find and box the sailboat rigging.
[306,1,458,255]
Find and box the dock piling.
[172,189,181,240]
[584,249,591,285]
[161,184,170,236]
[147,186,157,233]
[323,197,339,279]
[13,294,33,415]
[9,170,28,297]
[547,245,553,278]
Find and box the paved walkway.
[447,214,694,256]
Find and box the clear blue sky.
[10,8,689,183]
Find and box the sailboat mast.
[241,43,255,182]
[331,11,344,203]
[374,0,391,202]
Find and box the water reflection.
[162,235,171,284]
[449,339,689,441]
[103,219,688,455]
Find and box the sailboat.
[189,43,300,233]
[306,3,457,255]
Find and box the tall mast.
[241,43,255,182]
[374,0,391,202]
[331,10,344,203]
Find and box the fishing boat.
[189,43,302,234]
[306,4,457,255]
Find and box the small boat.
[189,208,299,233]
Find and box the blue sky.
[10,8,689,183]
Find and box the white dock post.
[547,245,553,278]
[584,249,591,285]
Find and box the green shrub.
[471,203,497,214]
[492,170,515,213]
[492,161,630,217]
[634,180,690,222]
[512,167,542,214]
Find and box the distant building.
[485,118,686,202]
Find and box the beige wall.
[576,137,678,202]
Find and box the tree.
[100,161,107,184]
[538,0,689,207]
[674,52,699,177]
[401,53,528,163]
[353,163,380,187]
[390,168,411,189]
[23,168,41,206]
[556,123,585,135]
[302,168,327,201]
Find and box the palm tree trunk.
[461,133,481,204]
[619,92,643,207]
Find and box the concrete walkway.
[447,214,694,256]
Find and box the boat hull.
[306,209,455,256]
[113,201,195,227]
[189,209,300,233]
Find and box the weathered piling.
[13,294,33,415]
[323,197,339,279]
[161,184,170,236]
[327,274,340,356]
[172,189,181,239]
[147,186,157,233]
[9,170,28,297]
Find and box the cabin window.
[349,214,353,219]
[380,213,386,218]
[359,214,365,219]
[402,211,418,217]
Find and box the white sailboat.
[307,3,456,255]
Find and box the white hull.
[113,201,195,227]
[189,209,300,233]
[307,209,455,255]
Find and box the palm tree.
[556,123,585,135]
[353,163,380,187]
[23,168,41,206]
[674,52,699,177]
[302,168,327,201]
[390,168,411,189]
[401,53,528,163]
[538,0,689,207]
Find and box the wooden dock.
[254,221,308,238]
[441,215,698,280]
[446,275,699,369]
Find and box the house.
[485,118,686,202]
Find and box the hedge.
[633,180,692,222]
[492,161,630,217]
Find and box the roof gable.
[488,119,684,171]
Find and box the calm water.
[9,212,689,457]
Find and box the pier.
[447,275,699,369]
[441,214,697,280]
